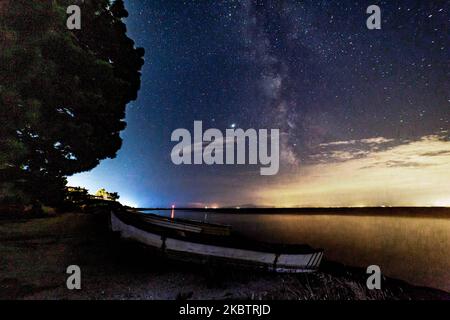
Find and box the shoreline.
[137,207,450,220]
[0,212,448,300]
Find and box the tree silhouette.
[95,188,119,201]
[0,0,144,205]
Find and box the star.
[68,0,450,208]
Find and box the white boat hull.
[111,212,323,272]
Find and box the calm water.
[144,209,450,292]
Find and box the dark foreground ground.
[0,212,449,300]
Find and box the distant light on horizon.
[433,199,450,207]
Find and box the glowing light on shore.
[433,199,450,207]
[171,204,175,219]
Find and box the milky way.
[69,1,449,207]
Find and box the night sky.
[69,0,449,208]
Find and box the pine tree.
[0,0,144,205]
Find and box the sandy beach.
[0,211,449,300]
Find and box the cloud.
[313,136,401,163]
[420,150,450,157]
[319,140,357,146]
[253,133,450,207]
[319,136,394,147]
[381,160,435,168]
[360,137,395,144]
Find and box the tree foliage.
[95,188,119,201]
[0,0,144,205]
[66,186,89,203]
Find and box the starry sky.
[69,0,449,208]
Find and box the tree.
[95,188,119,201]
[65,186,89,203]
[0,0,144,205]
[108,192,120,202]
[95,188,108,199]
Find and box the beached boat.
[110,210,324,272]
[131,211,232,236]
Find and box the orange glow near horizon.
[251,135,450,207]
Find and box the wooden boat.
[110,210,323,272]
[133,211,232,236]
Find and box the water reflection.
[144,209,450,292]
